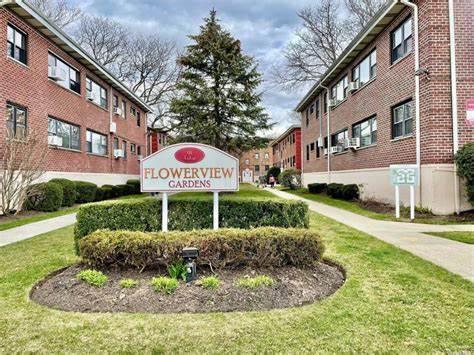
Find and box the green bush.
[74,197,309,250]
[49,179,76,207]
[151,277,179,294]
[120,278,138,288]
[327,183,344,199]
[200,276,220,290]
[24,182,63,212]
[77,269,108,287]
[79,227,324,270]
[278,169,302,189]
[236,275,274,289]
[454,143,474,206]
[308,183,327,194]
[74,181,97,203]
[126,179,141,194]
[111,185,126,197]
[266,166,281,183]
[341,184,359,200]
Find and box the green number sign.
[390,164,419,186]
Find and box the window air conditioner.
[330,146,339,154]
[113,107,123,116]
[323,148,328,155]
[86,91,95,101]
[348,81,360,92]
[110,122,117,133]
[345,137,360,149]
[329,99,338,107]
[317,136,323,147]
[48,135,63,146]
[48,66,66,81]
[113,149,124,158]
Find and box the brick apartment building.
[148,128,169,154]
[296,0,473,215]
[0,0,152,186]
[271,125,302,171]
[239,145,273,183]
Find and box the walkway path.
[267,188,474,282]
[0,213,77,247]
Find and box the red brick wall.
[272,128,301,170]
[0,8,147,177]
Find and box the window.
[113,137,119,150]
[131,143,136,154]
[6,103,27,139]
[324,92,328,113]
[48,53,80,93]
[254,165,260,172]
[264,153,269,160]
[316,140,320,158]
[86,78,107,108]
[48,117,80,150]
[292,156,296,167]
[391,17,412,63]
[331,129,348,152]
[86,130,107,155]
[310,104,314,115]
[255,153,259,159]
[392,100,413,138]
[130,106,137,116]
[264,165,270,171]
[353,116,377,147]
[121,100,126,118]
[292,133,296,144]
[113,95,119,108]
[315,99,320,119]
[137,146,142,156]
[305,110,309,127]
[245,159,249,165]
[7,24,27,64]
[310,142,315,151]
[306,145,310,161]
[352,50,376,87]
[137,112,141,127]
[122,140,127,159]
[331,75,348,102]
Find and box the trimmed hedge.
[25,182,63,212]
[308,183,327,194]
[326,183,359,201]
[126,179,141,194]
[74,181,97,203]
[454,142,474,206]
[74,197,309,251]
[327,183,344,199]
[49,178,76,207]
[79,227,324,270]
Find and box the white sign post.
[390,164,419,220]
[141,143,239,231]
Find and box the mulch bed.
[30,263,345,313]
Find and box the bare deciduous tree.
[27,0,81,28]
[345,0,386,29]
[0,131,50,215]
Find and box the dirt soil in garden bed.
[30,263,345,313]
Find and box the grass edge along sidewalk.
[425,231,474,245]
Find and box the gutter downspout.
[400,0,421,206]
[320,85,331,184]
[448,0,460,214]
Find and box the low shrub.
[327,183,344,199]
[278,169,302,190]
[122,184,135,196]
[79,227,324,271]
[151,276,179,294]
[111,185,126,197]
[168,261,187,281]
[454,143,474,206]
[74,198,309,250]
[24,182,63,212]
[236,275,274,289]
[49,178,76,207]
[126,179,141,194]
[308,183,327,194]
[341,184,359,200]
[74,181,97,203]
[200,276,219,290]
[120,278,138,288]
[77,269,108,287]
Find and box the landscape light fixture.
[182,247,199,282]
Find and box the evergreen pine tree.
[169,10,272,152]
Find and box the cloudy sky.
[71,0,316,138]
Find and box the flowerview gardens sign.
[140,143,239,231]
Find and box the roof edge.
[271,124,301,146]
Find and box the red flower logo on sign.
[174,147,205,164]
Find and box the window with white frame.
[391,17,412,63]
[255,153,259,159]
[392,100,413,138]
[7,24,27,64]
[86,130,107,155]
[48,53,80,94]
[331,129,348,152]
[6,103,27,139]
[352,50,376,87]
[122,140,127,159]
[353,116,377,147]
[264,152,269,160]
[48,117,80,150]
[131,143,136,154]
[86,78,107,108]
[331,75,348,102]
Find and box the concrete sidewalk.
[0,213,76,247]
[267,188,474,282]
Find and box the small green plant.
[236,275,275,289]
[200,276,220,290]
[151,276,179,294]
[77,269,108,287]
[168,261,187,281]
[120,278,138,289]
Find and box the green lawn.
[283,188,474,225]
[0,199,472,351]
[171,183,276,201]
[425,231,474,244]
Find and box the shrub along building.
[296,0,473,215]
[271,125,301,171]
[239,145,273,183]
[0,0,153,186]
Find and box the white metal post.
[162,192,168,232]
[395,185,400,219]
[410,185,415,221]
[213,191,219,230]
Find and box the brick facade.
[271,126,301,170]
[239,146,273,182]
[297,0,473,214]
[0,6,149,184]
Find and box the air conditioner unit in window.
[348,81,360,92]
[113,149,124,158]
[110,122,117,133]
[330,146,339,154]
[137,155,143,160]
[323,148,328,155]
[113,107,123,116]
[48,66,66,81]
[345,137,360,149]
[86,91,95,101]
[329,99,338,107]
[317,136,323,147]
[48,135,63,146]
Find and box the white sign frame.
[140,143,239,232]
[389,164,419,220]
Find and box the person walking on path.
[269,175,275,188]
